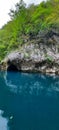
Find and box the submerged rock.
[1,29,59,74]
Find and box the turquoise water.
[0,71,59,130]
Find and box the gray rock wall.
[1,29,59,74]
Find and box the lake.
[0,71,59,130]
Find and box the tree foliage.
[9,0,26,19]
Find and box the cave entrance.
[7,64,18,71]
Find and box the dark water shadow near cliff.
[0,71,59,130]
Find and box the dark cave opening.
[7,64,18,71]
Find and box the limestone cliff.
[1,29,59,74]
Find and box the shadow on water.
[0,71,59,130]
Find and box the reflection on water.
[0,71,59,130]
[0,110,9,130]
[4,71,59,96]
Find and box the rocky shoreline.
[1,29,59,75]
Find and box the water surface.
[0,71,59,130]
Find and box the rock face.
[1,29,59,74]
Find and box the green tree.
[9,0,26,19]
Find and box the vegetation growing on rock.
[0,0,59,61]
